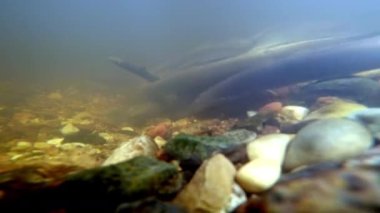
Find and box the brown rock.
[146,121,172,139]
[258,102,283,115]
[174,154,236,212]
[260,167,380,213]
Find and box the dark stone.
[116,198,186,213]
[63,129,107,145]
[343,173,367,192]
[279,161,342,182]
[0,157,183,213]
[280,119,318,134]
[234,113,279,132]
[163,133,249,172]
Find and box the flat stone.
[46,138,64,146]
[102,135,158,166]
[60,123,80,136]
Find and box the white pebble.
[237,134,293,193]
[236,159,281,193]
[247,134,294,161]
[60,123,79,136]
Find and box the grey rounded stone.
[347,108,380,139]
[284,118,373,171]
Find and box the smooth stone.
[237,134,294,193]
[173,154,236,213]
[236,159,281,193]
[121,126,135,132]
[347,108,380,139]
[46,138,64,146]
[98,132,114,142]
[258,102,283,115]
[284,118,373,171]
[59,142,87,150]
[225,183,247,212]
[102,135,158,166]
[154,136,167,149]
[277,105,309,124]
[246,110,257,118]
[303,99,367,121]
[16,141,32,149]
[10,154,25,161]
[247,134,294,161]
[60,123,80,136]
[33,142,52,149]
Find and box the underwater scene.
[2,0,380,212]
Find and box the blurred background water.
[1,0,380,90]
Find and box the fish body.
[111,33,380,118]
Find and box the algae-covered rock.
[163,133,251,168]
[57,156,182,212]
[223,129,257,143]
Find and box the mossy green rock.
[164,133,251,164]
[57,156,182,212]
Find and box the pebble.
[146,122,172,138]
[10,154,25,161]
[258,102,283,115]
[284,118,373,171]
[237,134,293,193]
[102,135,158,166]
[59,142,87,150]
[237,159,282,193]
[277,105,309,124]
[33,142,52,149]
[60,123,80,136]
[46,138,64,146]
[121,126,135,132]
[347,108,380,139]
[16,141,32,149]
[246,110,257,118]
[246,134,294,161]
[98,132,114,142]
[173,154,236,212]
[225,183,247,212]
[154,136,167,149]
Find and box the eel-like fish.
[110,33,380,119]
